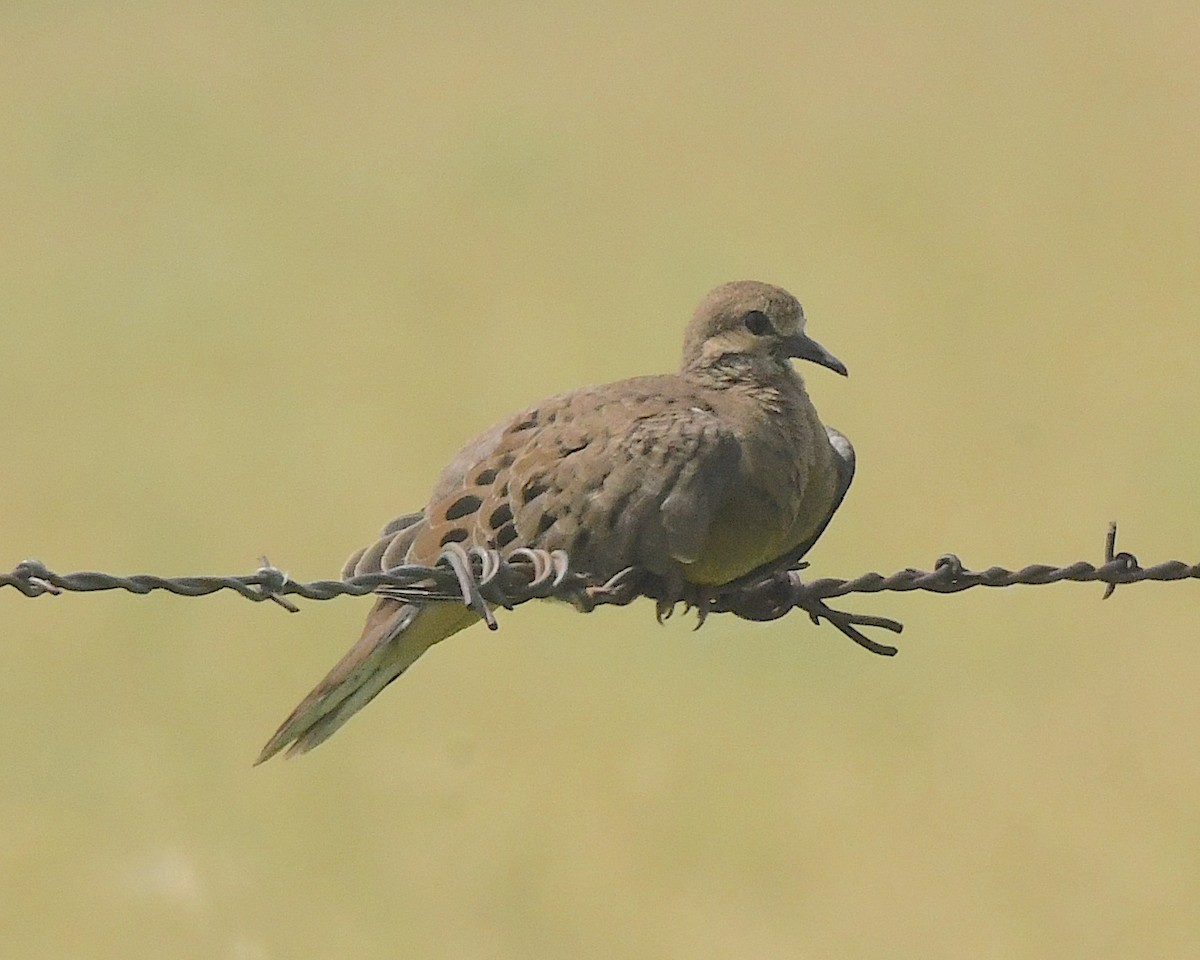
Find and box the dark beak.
[782,332,848,377]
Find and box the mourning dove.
[257,280,853,762]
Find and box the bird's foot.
[648,577,718,628]
[715,570,903,656]
[574,566,646,613]
[793,595,902,656]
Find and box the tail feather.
[256,598,479,763]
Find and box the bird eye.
[743,310,772,336]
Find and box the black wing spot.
[536,513,556,536]
[439,528,469,546]
[521,478,550,504]
[474,467,498,486]
[513,412,539,431]
[489,504,513,529]
[495,523,518,549]
[444,495,482,521]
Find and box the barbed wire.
[3,524,1195,657]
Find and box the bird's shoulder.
[432,373,733,488]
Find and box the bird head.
[681,280,847,378]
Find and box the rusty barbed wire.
[3,524,1196,657]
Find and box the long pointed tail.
[256,598,480,763]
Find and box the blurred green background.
[2,2,1198,957]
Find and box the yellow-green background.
[2,3,1197,957]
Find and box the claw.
[438,543,497,630]
[549,550,571,586]
[469,546,500,586]
[509,547,551,587]
[473,547,514,609]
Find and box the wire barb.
[4,523,1197,654]
[255,556,300,612]
[1101,521,1140,600]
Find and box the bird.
[256,280,854,762]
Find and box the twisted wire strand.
[2,524,1193,606]
[3,525,1195,656]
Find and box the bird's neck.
[685,354,809,413]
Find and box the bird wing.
[788,424,855,563]
[720,423,854,591]
[406,377,743,580]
